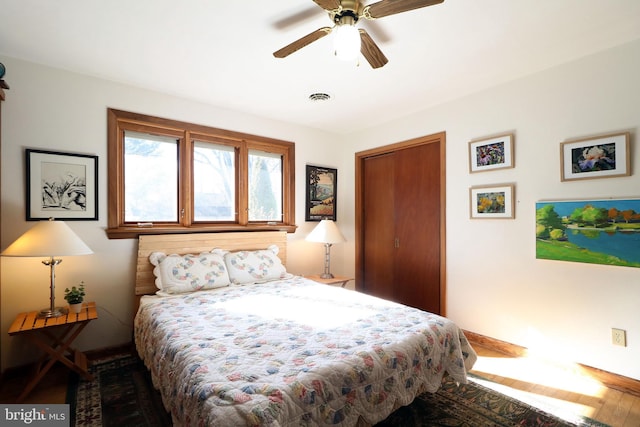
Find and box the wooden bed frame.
[135,231,288,296]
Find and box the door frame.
[355,131,447,316]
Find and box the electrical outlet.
[612,328,627,347]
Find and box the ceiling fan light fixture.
[333,23,361,61]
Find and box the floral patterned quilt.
[134,276,477,426]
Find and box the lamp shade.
[2,219,93,257]
[306,220,346,244]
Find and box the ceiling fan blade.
[359,29,388,69]
[273,27,332,58]
[364,0,444,19]
[311,0,341,11]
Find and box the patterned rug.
[66,354,171,426]
[67,354,608,426]
[376,374,608,427]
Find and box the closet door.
[362,152,395,301]
[393,143,441,314]
[356,132,445,315]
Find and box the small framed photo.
[470,184,515,219]
[306,164,337,221]
[26,149,98,221]
[468,133,514,173]
[560,132,630,181]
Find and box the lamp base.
[320,273,334,279]
[38,307,68,318]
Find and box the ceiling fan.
[273,0,444,69]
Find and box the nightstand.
[306,274,353,288]
[8,302,98,402]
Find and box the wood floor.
[470,342,640,427]
[1,342,639,426]
[0,344,132,406]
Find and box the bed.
[133,231,477,426]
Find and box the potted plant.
[64,282,85,314]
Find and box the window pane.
[193,142,236,221]
[248,150,282,221]
[124,131,178,222]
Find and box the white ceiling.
[2,0,640,134]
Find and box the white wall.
[2,37,639,381]
[0,56,353,371]
[344,38,640,380]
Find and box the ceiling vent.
[308,92,331,102]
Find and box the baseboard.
[464,330,640,398]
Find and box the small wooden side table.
[306,274,353,288]
[8,302,98,403]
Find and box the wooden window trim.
[106,109,296,239]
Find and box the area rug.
[66,354,171,426]
[375,374,608,427]
[67,354,607,427]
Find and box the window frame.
[107,109,296,238]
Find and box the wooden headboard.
[135,231,288,296]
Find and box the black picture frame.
[26,149,99,221]
[306,165,337,221]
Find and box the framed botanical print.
[469,184,515,219]
[469,133,514,173]
[560,132,630,181]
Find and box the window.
[107,109,296,238]
[248,149,283,222]
[124,131,179,223]
[193,141,235,222]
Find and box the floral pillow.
[149,249,230,294]
[224,244,287,285]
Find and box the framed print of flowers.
[468,133,514,173]
[560,132,630,181]
[469,184,515,219]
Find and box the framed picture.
[26,149,98,221]
[469,184,515,219]
[468,133,514,173]
[306,165,337,221]
[560,132,630,181]
[536,198,640,268]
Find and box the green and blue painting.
[536,199,640,268]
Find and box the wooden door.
[355,132,446,315]
[393,143,441,313]
[362,153,396,301]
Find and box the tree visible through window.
[193,142,235,221]
[249,150,282,222]
[107,109,296,238]
[124,132,178,222]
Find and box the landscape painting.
[536,198,640,268]
[306,165,337,221]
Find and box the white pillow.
[224,244,287,285]
[149,249,230,294]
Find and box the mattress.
[134,275,477,426]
